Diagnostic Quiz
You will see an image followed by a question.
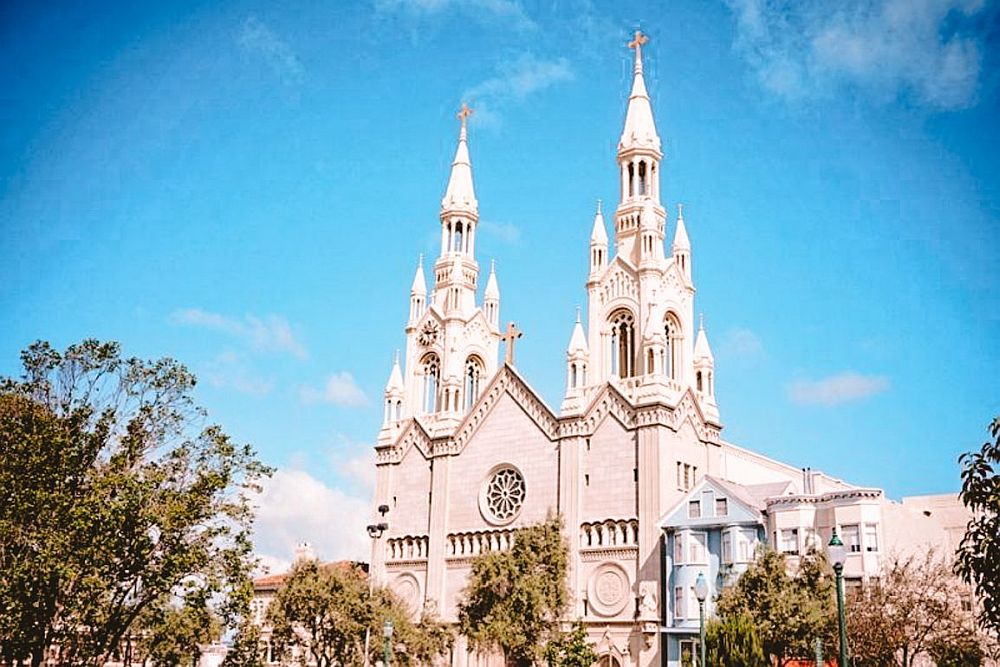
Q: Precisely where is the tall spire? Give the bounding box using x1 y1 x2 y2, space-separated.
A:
411 254 427 295
620 30 660 153
567 306 588 353
441 103 478 213
590 199 608 244
672 203 690 251
694 314 714 362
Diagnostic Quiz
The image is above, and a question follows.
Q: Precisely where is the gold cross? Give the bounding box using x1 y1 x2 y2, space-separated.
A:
501 321 523 365
628 29 649 51
457 103 474 128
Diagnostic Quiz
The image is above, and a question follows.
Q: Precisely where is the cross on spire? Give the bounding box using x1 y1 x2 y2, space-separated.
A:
501 321 523 365
457 103 473 128
628 29 649 71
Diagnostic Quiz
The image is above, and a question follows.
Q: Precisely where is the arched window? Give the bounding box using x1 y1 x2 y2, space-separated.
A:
570 362 578 388
627 162 635 197
696 370 703 392
453 221 464 252
422 354 440 413
664 314 681 380
638 160 647 196
609 309 636 378
464 356 484 410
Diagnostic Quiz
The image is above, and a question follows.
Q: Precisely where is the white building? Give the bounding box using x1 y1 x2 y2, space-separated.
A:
365 33 967 667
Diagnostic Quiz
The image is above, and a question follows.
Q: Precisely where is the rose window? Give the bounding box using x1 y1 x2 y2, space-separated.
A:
481 466 526 524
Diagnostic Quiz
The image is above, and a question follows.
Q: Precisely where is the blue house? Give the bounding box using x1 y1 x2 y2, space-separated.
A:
657 476 776 666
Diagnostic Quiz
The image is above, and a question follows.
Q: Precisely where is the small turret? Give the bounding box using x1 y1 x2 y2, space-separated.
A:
409 255 427 323
590 200 608 277
673 204 691 278
562 307 590 413
484 259 500 327
693 314 715 397
383 350 405 425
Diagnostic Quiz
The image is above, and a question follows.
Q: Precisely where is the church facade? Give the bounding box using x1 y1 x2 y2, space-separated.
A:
365 35 964 667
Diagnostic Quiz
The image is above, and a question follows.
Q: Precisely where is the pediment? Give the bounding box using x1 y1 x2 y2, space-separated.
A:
597 257 639 307
376 419 432 465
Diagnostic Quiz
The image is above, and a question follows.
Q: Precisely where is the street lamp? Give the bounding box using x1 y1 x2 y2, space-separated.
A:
364 521 389 667
383 619 394 667
827 529 849 667
694 572 708 667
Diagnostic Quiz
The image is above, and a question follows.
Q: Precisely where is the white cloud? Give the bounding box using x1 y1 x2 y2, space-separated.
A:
724 0 987 109
478 220 521 244
253 469 371 568
202 351 274 396
787 371 890 406
300 372 368 407
718 327 766 363
335 449 376 494
238 16 305 86
463 54 573 125
172 308 308 359
374 0 536 30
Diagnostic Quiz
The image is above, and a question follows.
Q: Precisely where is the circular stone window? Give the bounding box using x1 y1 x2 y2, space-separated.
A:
479 465 526 525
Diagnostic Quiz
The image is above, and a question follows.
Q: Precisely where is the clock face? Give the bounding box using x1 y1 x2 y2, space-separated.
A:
418 321 440 347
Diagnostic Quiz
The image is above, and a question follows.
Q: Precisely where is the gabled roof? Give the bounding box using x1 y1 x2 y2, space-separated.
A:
657 475 764 529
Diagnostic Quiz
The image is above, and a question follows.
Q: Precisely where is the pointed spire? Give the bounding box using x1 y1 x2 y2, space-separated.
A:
694 314 714 362
620 30 660 152
485 259 499 299
672 203 690 251
386 350 404 392
567 306 588 353
590 199 608 244
411 254 427 295
441 103 478 213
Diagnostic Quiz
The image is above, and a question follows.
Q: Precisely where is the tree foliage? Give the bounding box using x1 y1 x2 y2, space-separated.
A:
458 515 569 667
848 547 989 666
713 546 835 667
705 611 767 667
956 416 1000 636
137 592 222 666
543 621 597 667
0 340 271 667
266 559 453 667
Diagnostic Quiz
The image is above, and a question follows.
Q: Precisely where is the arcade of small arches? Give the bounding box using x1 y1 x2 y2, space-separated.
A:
604 309 697 388
622 157 658 201
441 216 476 256
411 353 486 416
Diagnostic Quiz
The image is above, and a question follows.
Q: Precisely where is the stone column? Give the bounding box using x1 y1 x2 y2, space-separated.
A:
425 454 452 615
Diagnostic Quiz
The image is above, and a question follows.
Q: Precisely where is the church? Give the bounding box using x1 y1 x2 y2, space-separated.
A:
365 33 965 667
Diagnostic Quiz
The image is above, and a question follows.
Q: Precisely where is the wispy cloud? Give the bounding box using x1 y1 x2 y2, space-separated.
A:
374 0 536 30
724 0 988 110
300 372 368 407
253 469 370 569
238 16 304 86
202 351 274 396
463 54 574 125
717 327 766 364
172 308 308 359
787 371 890 406
478 220 521 244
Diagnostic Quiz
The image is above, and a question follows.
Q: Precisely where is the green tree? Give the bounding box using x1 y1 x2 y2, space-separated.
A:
544 621 597 667
267 560 370 667
847 548 986 667
0 340 271 667
705 612 767 667
138 592 222 666
714 546 835 666
266 559 452 667
458 515 569 667
956 416 1000 636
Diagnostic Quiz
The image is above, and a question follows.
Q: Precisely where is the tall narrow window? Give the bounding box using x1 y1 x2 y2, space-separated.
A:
674 586 685 620
465 356 483 410
843 524 861 553
864 524 879 553
721 532 733 564
638 161 647 195
664 314 680 380
421 354 440 413
696 371 703 392
627 162 635 198
609 309 636 378
453 221 464 252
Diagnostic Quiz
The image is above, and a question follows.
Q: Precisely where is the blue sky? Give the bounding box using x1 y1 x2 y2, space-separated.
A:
2 0 998 566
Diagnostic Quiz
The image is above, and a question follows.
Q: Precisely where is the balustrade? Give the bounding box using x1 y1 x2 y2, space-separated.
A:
579 519 639 548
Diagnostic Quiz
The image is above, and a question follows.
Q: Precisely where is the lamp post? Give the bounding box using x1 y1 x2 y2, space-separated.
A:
694 572 708 667
827 529 849 667
364 518 389 667
383 618 394 667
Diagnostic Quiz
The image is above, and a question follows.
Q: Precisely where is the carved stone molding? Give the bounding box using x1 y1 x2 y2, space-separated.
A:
588 561 632 617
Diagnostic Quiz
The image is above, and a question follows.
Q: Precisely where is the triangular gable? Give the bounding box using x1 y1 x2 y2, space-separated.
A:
577 382 637 433
375 418 431 465
657 476 763 529
674 387 723 440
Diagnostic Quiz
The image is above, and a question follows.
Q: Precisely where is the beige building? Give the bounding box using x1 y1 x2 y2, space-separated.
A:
361 34 969 667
